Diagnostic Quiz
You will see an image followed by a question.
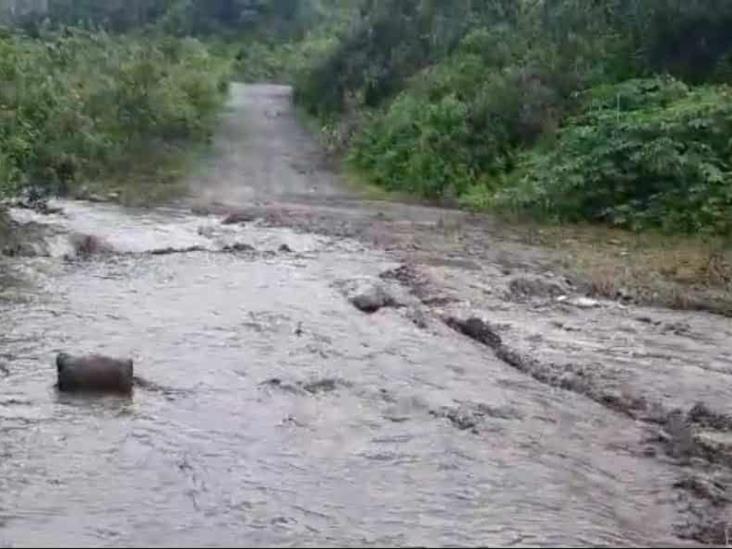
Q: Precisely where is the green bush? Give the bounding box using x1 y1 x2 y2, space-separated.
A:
228 31 339 84
198 0 355 85
295 0 520 119
0 29 230 197
296 0 732 235
497 78 732 234
349 93 475 198
347 25 585 201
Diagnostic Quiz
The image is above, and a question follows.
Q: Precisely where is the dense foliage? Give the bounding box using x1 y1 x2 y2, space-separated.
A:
295 0 520 118
0 28 230 196
499 79 732 233
225 0 354 83
0 0 354 199
4 0 732 233
3 0 344 38
298 0 732 234
347 21 617 199
159 0 315 38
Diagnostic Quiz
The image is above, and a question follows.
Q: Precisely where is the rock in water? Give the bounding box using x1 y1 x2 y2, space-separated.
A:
56 353 134 393
68 233 112 259
350 283 398 313
336 277 408 314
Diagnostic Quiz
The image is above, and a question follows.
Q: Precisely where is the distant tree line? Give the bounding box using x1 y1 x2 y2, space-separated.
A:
1 0 327 38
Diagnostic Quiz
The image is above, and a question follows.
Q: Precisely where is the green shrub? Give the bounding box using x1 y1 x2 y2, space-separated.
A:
229 31 339 84
347 25 578 201
295 0 521 118
0 29 230 197
497 79 732 234
349 93 475 198
296 0 732 235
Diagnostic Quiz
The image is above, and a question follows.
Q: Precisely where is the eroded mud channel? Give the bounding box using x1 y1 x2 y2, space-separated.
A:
1 84 730 547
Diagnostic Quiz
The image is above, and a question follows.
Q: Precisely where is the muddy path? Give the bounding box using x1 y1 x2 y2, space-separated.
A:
1 83 730 547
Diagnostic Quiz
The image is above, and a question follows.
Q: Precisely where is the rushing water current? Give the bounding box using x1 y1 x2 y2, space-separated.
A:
0 85 695 548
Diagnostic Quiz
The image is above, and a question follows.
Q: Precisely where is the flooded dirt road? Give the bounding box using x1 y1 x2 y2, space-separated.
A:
1 84 731 547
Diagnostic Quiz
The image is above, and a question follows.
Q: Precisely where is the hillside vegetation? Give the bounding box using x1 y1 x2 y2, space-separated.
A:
3 0 732 239
296 0 732 235
0 28 230 201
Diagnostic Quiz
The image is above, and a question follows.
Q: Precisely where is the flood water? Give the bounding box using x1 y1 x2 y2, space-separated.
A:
0 85 696 548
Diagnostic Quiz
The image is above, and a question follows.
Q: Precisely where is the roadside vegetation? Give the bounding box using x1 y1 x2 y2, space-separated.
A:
0 0 358 203
297 0 732 235
0 2 289 203
0 28 230 203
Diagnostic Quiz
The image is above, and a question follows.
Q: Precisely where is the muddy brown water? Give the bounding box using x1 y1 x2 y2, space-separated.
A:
0 84 727 547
